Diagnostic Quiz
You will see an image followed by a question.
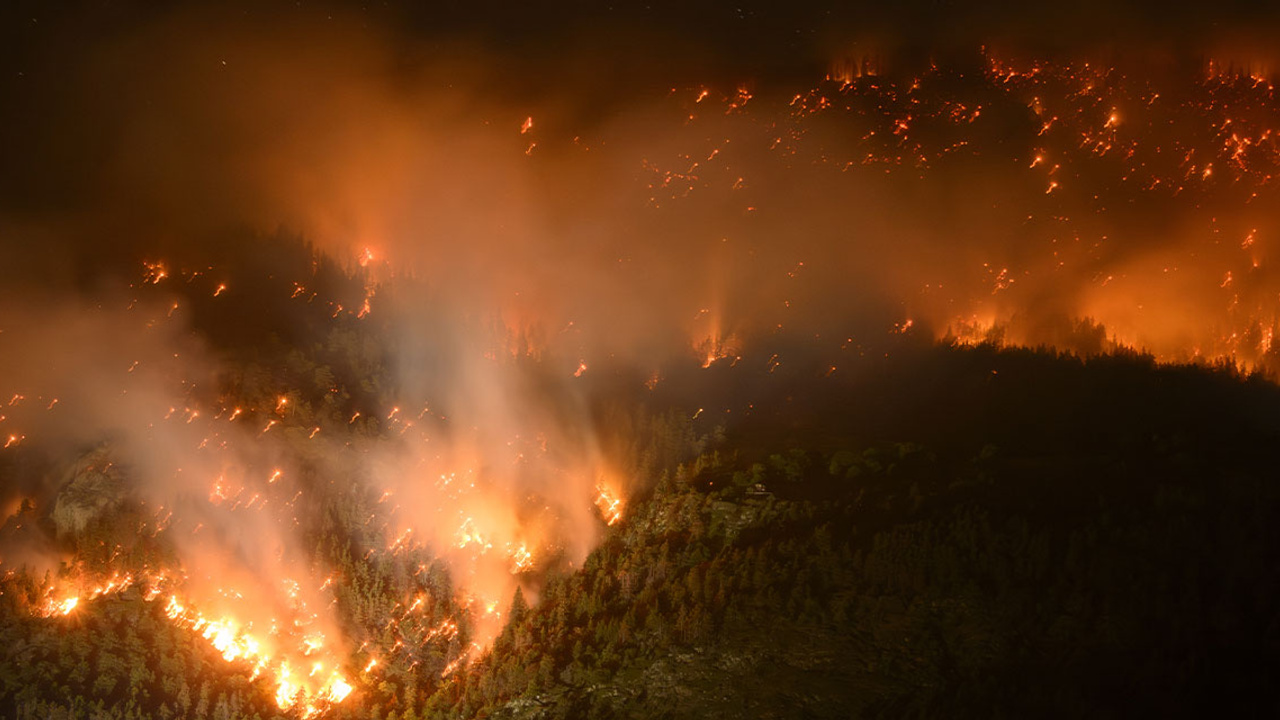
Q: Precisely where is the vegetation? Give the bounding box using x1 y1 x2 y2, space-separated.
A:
3 236 1280 717
444 356 1280 718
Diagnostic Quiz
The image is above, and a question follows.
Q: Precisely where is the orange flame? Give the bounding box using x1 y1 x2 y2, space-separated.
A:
594 483 624 526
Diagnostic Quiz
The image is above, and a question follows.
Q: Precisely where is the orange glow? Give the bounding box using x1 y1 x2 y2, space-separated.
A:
24 43 1280 720
594 482 624 526
508 542 534 573
455 518 492 552
50 596 78 615
162 591 353 716
142 261 168 284
36 572 136 617
35 566 353 717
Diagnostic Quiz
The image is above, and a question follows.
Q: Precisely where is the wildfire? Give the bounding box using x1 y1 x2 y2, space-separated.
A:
162 592 353 716
28 44 1280 720
32 568 354 717
37 572 137 617
142 261 169 284
440 643 480 678
594 483 624 526
455 518 492 552
47 595 79 616
508 542 534 573
696 334 741 368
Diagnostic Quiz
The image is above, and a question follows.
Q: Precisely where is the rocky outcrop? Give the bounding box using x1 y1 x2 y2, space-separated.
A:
51 446 127 537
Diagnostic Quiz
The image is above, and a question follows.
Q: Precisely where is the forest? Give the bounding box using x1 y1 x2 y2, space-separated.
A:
2 231 1279 719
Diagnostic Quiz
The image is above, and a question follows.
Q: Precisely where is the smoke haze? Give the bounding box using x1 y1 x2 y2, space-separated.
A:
7 1 1280 708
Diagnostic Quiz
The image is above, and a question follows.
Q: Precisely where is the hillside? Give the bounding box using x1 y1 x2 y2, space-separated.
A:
4 336 1280 718
6 5 1280 716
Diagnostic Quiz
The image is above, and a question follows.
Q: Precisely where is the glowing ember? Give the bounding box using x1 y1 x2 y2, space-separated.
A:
594 483 624 526
163 593 353 716
31 568 353 718
21 30 1280 720
508 542 534 573
142 261 169 284
37 573 137 617
50 596 78 615
455 518 492 552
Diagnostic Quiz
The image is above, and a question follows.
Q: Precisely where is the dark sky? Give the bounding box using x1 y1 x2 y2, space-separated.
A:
1 0 1278 272
1 0 1276 177
4 1 1279 77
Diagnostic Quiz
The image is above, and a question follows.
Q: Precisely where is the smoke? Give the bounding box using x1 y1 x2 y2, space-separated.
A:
0 6 639 653
0 291 356 710
8 2 1280 701
7 3 1279 359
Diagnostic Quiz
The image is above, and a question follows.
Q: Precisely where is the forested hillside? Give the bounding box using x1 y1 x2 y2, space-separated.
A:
5 271 1280 718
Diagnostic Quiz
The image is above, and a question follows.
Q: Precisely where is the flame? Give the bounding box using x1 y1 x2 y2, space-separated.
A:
163 592 353 716
50 596 79 615
455 518 492 552
29 47 1280 720
508 542 534 573
142 261 168 284
696 332 741 368
37 572 136 617
594 482 624 526
440 643 480 678
34 570 353 717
